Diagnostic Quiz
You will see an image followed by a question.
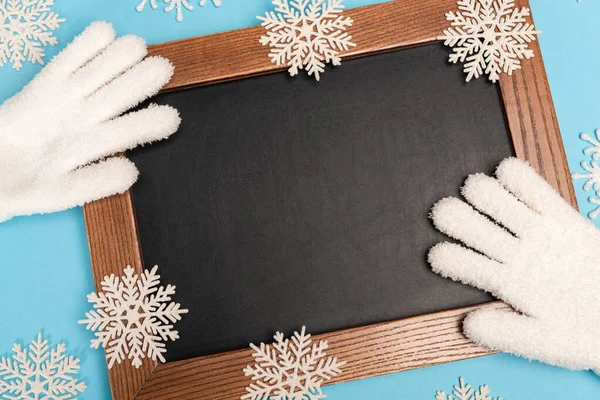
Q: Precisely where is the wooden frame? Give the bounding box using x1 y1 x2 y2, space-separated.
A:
83 1 576 398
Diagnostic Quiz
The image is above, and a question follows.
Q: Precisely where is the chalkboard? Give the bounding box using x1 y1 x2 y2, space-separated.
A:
129 43 514 362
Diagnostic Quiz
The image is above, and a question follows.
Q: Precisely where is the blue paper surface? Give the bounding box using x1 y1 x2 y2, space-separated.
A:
0 1 599 398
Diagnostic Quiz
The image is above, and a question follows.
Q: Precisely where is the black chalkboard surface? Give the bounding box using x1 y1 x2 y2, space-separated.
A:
129 43 514 362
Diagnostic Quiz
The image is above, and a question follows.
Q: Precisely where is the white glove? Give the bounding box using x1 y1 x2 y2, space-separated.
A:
429 157 600 373
0 21 180 223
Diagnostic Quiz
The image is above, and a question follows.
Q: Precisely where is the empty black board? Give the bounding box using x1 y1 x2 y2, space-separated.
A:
129 43 513 361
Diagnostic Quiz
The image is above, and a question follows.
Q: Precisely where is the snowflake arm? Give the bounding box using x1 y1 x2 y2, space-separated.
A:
45 344 87 398
79 265 188 369
572 161 600 193
164 0 194 22
435 377 501 400
243 327 345 400
452 377 474 400
474 385 497 400
136 0 159 12
137 0 222 21
588 197 600 220
0 333 86 399
580 130 600 160
571 130 600 220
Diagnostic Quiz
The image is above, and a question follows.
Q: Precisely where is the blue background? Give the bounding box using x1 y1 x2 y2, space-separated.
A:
1 0 599 398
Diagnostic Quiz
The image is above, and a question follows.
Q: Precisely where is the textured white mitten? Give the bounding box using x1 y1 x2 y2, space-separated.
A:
0 21 180 222
429 157 600 373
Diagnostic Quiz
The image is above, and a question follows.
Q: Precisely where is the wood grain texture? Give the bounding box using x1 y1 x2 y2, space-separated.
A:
81 0 575 398
82 190 158 399
148 0 450 91
147 0 575 204
135 303 510 400
498 0 577 207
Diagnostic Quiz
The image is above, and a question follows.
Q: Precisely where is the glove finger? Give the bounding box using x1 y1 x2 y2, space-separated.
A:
461 173 539 237
496 157 572 216
58 157 139 206
0 207 15 223
57 105 180 172
70 35 148 97
464 308 597 371
85 56 174 123
6 158 138 218
428 242 506 295
44 21 116 79
431 197 518 263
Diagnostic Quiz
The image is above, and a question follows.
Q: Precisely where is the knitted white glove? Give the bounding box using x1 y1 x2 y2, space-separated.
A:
0 21 180 222
429 157 600 373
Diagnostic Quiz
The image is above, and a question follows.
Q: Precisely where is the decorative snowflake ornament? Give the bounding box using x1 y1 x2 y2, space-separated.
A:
79 265 188 369
436 377 502 400
0 332 86 399
572 129 600 220
579 129 600 161
572 160 600 193
136 0 221 22
0 0 65 70
242 326 345 400
439 0 540 83
586 196 600 220
258 0 356 81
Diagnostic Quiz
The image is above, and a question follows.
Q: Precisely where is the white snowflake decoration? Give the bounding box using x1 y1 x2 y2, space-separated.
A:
242 326 345 400
439 0 540 83
78 265 188 369
436 377 502 400
0 0 65 70
136 0 221 22
0 332 86 399
258 0 355 81
572 129 600 220
580 129 600 161
573 160 600 193
587 196 600 220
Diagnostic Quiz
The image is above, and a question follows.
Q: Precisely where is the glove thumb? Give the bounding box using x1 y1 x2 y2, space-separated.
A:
464 307 598 372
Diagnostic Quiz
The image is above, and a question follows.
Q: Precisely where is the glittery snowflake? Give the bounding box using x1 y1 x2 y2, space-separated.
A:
586 196 600 219
573 160 600 193
242 326 345 400
436 377 502 400
0 332 86 399
78 265 188 369
439 0 540 83
579 129 600 161
258 0 355 81
0 0 65 70
572 129 600 219
136 0 221 22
